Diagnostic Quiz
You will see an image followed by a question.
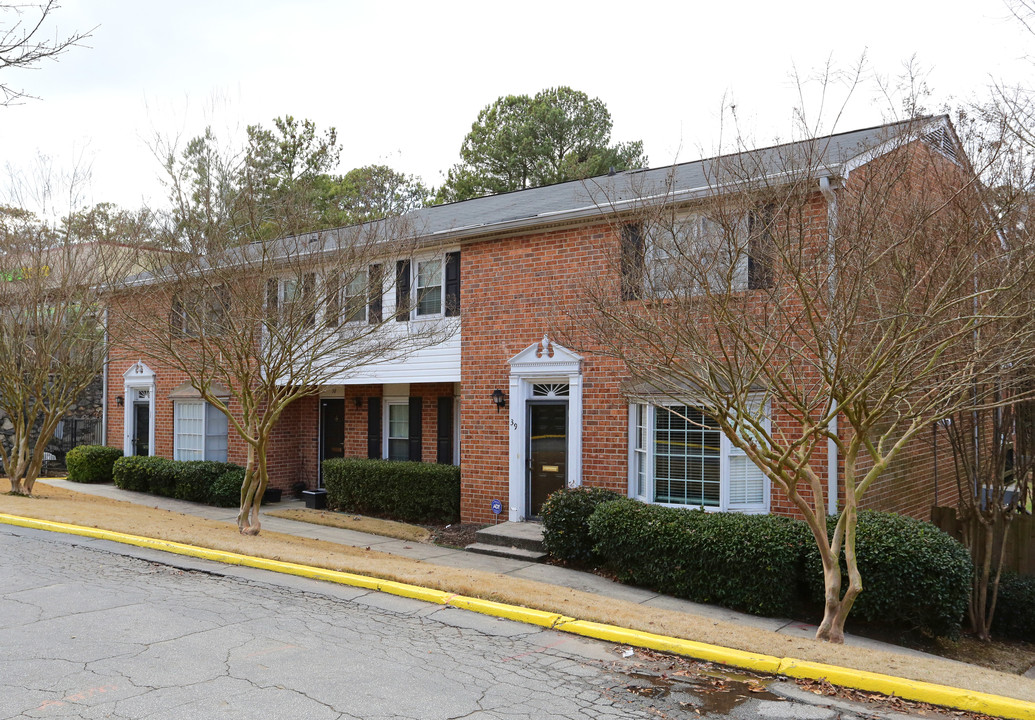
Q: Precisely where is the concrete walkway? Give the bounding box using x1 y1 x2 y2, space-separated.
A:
35 477 951 663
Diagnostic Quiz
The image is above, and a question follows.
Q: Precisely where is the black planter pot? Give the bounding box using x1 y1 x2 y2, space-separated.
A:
262 488 283 504
302 489 327 510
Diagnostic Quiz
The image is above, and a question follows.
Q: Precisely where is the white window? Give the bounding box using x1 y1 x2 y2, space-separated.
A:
174 401 229 462
328 270 367 327
387 402 409 461
645 212 749 295
629 402 768 512
416 259 442 316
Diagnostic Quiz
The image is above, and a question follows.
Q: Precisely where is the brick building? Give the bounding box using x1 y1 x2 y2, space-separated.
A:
105 117 967 524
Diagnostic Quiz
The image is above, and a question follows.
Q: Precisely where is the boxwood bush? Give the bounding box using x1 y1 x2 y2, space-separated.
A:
991 571 1035 641
210 468 245 508
65 445 122 483
323 458 460 524
588 498 810 617
174 461 241 503
802 510 972 639
541 486 621 566
112 456 176 493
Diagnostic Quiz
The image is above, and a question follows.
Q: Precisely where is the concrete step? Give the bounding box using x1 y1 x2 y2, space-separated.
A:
464 542 548 563
472 522 545 553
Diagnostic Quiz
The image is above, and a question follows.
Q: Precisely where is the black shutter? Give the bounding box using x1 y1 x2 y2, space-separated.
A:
620 223 644 300
748 205 775 290
408 396 423 462
301 272 317 326
266 278 279 326
367 397 381 459
437 397 454 464
395 260 410 322
444 251 461 317
170 294 184 335
368 263 383 324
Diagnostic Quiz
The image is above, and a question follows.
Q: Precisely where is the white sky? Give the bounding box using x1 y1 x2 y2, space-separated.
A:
1 0 1032 213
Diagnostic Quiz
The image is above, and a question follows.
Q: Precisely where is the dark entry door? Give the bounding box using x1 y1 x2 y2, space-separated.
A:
527 402 567 517
319 399 345 487
132 402 150 456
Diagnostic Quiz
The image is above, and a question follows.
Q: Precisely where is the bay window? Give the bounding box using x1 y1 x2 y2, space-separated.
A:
629 402 768 512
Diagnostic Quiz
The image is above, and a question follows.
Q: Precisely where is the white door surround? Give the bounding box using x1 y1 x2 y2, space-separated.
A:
507 335 583 522
122 361 156 457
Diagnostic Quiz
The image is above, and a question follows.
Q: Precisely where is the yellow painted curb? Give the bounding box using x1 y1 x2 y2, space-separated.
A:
556 619 784 674
777 658 1035 720
3 512 1035 720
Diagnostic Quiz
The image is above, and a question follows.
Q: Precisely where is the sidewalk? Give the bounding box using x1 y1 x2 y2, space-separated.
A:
34 477 945 663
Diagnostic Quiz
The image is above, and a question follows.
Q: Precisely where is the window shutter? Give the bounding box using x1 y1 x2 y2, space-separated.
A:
748 206 775 290
368 264 383 324
367 397 381 459
170 295 185 335
326 274 340 330
395 260 411 322
266 279 279 326
436 397 454 464
301 272 317 326
444 251 461 317
620 223 644 300
408 396 423 462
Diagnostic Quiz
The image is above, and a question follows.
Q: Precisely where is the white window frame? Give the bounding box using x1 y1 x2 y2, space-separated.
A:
173 400 229 462
328 269 368 326
384 399 410 461
414 256 443 318
645 211 749 296
627 400 770 513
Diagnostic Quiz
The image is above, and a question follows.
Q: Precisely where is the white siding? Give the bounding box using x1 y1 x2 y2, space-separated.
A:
324 317 461 384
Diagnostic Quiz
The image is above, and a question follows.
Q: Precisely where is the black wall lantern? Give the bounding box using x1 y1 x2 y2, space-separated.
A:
115 395 124 407
490 388 507 412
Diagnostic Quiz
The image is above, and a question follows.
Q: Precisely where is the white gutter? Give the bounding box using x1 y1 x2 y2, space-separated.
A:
101 307 108 447
819 176 839 517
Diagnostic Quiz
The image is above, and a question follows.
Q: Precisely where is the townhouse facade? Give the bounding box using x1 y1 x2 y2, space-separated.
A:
105 118 965 524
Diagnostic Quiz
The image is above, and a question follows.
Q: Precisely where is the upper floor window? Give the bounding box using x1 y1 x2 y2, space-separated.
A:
622 206 774 299
266 274 315 328
171 286 229 338
395 251 461 321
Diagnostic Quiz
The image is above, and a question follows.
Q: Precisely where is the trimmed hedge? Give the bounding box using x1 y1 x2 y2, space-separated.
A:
210 468 245 508
803 510 972 639
588 498 810 617
65 445 122 483
174 461 240 504
113 456 176 493
541 486 621 566
323 458 460 524
992 571 1035 642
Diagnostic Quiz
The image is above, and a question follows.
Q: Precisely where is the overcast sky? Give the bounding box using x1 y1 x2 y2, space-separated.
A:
1 0 1032 214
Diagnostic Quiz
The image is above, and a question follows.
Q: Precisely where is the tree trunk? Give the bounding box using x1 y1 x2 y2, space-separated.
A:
236 438 268 535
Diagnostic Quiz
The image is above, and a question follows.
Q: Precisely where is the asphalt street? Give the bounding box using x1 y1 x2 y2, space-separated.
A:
0 525 950 719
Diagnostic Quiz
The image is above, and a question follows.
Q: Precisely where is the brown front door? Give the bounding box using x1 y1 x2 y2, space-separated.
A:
527 402 567 517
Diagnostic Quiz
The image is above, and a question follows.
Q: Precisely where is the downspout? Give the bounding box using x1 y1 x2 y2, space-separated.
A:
819 177 838 516
101 307 109 447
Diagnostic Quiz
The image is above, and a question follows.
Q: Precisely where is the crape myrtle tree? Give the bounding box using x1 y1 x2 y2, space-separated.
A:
0 0 90 106
112 129 452 536
437 86 646 203
0 206 124 494
577 114 1035 643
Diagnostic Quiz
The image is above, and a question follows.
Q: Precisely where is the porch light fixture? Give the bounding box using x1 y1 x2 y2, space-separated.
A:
116 395 124 407
490 389 506 412
354 396 363 409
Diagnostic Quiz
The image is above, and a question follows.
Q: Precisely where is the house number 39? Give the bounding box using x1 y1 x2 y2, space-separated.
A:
510 419 518 430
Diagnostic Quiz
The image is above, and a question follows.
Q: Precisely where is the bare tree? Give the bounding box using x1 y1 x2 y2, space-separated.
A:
109 134 455 535
1 1 91 106
0 205 124 494
577 114 1035 643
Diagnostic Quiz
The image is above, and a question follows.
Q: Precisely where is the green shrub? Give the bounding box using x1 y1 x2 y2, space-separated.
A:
112 456 176 493
65 445 122 483
541 486 621 566
589 498 810 617
323 458 460 524
802 511 972 639
174 461 240 504
209 468 245 508
992 571 1035 641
